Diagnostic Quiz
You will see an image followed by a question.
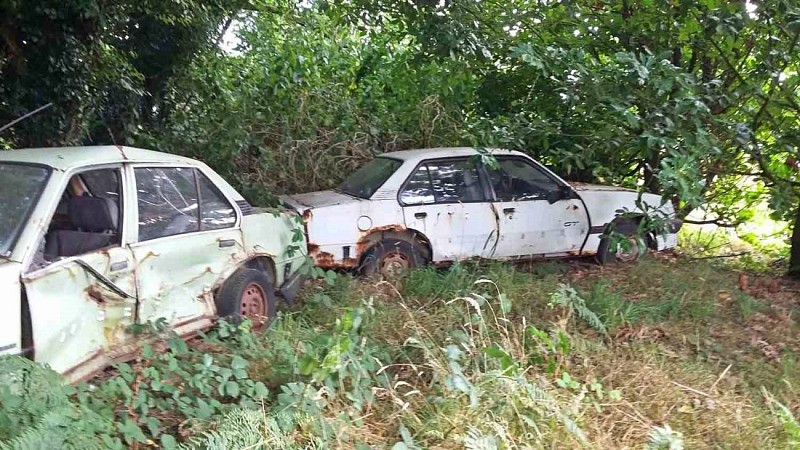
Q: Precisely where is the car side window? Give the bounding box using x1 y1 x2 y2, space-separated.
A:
400 159 485 205
487 158 561 201
81 170 120 201
399 165 435 205
35 168 123 269
197 172 236 230
136 168 200 241
428 159 485 203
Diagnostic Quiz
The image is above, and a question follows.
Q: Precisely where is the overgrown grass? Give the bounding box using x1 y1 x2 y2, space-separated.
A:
0 256 798 449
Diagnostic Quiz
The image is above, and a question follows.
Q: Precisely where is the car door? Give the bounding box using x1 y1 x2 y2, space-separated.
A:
400 158 499 261
484 156 589 257
22 166 138 377
129 166 245 329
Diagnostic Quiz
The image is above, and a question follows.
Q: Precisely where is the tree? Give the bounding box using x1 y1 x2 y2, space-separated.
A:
0 0 240 148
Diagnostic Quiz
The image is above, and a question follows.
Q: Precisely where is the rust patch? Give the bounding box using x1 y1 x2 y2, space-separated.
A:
314 251 336 268
103 321 127 349
363 224 407 234
183 266 214 285
308 224 410 270
62 348 104 379
355 224 408 258
116 145 128 160
85 284 106 304
341 257 358 267
308 242 339 268
490 204 500 232
139 251 160 264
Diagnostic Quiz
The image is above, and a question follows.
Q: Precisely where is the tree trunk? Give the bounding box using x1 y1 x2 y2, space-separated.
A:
642 153 662 194
789 206 800 279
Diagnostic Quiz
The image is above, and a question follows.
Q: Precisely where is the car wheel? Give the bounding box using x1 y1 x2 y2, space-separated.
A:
216 268 276 327
360 238 428 280
596 233 646 264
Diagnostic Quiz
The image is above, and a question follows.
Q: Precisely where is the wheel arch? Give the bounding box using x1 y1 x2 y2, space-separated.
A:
213 255 277 298
604 215 657 250
242 256 277 284
357 227 433 266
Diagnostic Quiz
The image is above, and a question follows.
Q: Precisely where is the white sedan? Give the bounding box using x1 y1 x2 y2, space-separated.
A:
282 147 681 277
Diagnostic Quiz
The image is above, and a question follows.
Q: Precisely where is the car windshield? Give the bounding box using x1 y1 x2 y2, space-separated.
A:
338 157 402 199
0 163 50 257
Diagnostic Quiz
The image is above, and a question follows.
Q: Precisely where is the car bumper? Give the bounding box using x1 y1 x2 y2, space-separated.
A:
653 219 682 250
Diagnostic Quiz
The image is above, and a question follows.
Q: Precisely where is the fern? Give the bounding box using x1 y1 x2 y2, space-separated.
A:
497 375 588 445
549 284 608 336
464 427 499 450
645 424 684 450
180 408 305 450
0 407 112 450
0 357 114 450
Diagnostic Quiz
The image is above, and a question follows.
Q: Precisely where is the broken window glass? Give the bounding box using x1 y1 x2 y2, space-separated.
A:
197 171 236 230
135 167 199 241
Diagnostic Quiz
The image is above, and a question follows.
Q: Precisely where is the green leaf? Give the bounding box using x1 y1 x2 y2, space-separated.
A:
253 381 270 398
299 354 319 376
231 355 248 371
161 434 178 450
225 381 241 398
120 419 147 444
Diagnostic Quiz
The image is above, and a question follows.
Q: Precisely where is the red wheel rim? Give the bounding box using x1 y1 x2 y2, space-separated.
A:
380 252 411 280
240 282 267 320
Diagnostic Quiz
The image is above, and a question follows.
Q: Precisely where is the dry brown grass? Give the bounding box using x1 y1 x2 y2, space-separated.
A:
275 255 799 448
572 345 782 449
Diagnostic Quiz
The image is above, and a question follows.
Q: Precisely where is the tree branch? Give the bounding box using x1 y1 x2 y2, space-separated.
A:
683 218 738 228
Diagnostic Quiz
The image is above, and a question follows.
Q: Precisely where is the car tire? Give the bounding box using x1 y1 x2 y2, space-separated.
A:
216 268 276 327
596 230 647 265
360 238 428 280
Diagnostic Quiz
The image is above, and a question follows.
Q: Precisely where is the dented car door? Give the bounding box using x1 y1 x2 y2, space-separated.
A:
130 166 245 329
22 249 137 377
22 165 137 380
484 157 590 257
400 158 499 260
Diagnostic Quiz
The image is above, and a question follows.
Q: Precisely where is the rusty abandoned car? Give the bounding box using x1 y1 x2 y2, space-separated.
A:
282 147 682 278
0 146 307 382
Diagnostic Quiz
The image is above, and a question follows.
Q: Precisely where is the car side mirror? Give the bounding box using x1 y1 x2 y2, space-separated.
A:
546 185 573 204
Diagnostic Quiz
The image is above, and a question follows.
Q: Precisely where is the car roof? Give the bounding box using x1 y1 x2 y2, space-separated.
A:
0 145 196 171
380 147 527 165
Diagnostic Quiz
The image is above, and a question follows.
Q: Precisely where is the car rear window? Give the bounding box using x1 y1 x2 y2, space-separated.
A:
338 157 402 199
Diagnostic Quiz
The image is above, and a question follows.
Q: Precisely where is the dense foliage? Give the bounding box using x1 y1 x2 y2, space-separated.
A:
0 0 798 273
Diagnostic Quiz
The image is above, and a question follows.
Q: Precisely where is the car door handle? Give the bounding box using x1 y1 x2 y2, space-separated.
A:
414 212 427 219
503 208 515 214
110 261 128 272
219 239 237 248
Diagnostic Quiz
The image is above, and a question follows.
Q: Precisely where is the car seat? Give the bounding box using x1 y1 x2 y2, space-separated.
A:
45 195 119 258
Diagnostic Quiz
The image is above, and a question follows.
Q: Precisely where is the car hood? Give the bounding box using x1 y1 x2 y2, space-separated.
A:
280 190 361 210
568 182 636 193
